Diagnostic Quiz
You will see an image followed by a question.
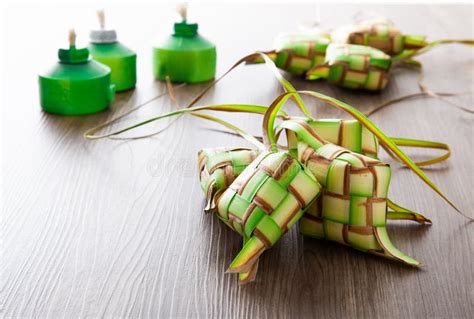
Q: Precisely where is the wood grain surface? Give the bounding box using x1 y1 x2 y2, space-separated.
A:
2 3 473 318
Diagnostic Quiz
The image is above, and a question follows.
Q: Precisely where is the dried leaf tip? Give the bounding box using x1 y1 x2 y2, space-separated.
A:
68 28 76 47
177 3 188 22
97 9 105 29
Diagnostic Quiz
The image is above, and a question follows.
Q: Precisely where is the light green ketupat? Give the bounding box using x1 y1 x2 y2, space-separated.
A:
290 121 417 265
306 44 392 90
331 18 427 56
247 33 331 75
211 151 321 283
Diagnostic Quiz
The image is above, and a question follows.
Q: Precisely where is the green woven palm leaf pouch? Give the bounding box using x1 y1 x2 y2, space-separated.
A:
274 115 421 265
290 125 419 266
210 151 321 282
248 33 331 75
306 44 392 91
333 18 427 55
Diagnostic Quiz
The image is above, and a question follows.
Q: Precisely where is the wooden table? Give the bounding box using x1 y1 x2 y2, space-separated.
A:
2 4 473 318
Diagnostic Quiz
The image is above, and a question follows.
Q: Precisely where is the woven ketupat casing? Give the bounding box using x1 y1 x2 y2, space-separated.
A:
340 18 427 55
285 118 379 159
198 147 259 212
272 34 331 75
216 151 322 274
297 141 419 265
306 44 392 91
248 34 330 75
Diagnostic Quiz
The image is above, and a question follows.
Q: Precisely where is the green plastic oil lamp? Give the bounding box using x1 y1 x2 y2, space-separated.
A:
39 29 115 115
153 4 217 83
89 10 137 92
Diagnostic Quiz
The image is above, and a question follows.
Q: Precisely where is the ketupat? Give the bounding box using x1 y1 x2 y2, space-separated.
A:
247 33 329 76
332 17 474 56
305 44 392 90
198 147 262 282
288 121 418 265
214 151 321 283
331 18 427 55
260 33 331 76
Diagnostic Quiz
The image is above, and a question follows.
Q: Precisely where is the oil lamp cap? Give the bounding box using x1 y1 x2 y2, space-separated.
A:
89 29 118 43
174 22 198 36
58 46 90 64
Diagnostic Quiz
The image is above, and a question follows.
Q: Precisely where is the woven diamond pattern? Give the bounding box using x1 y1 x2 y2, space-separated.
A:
307 44 392 91
344 18 426 55
297 141 392 253
216 151 321 243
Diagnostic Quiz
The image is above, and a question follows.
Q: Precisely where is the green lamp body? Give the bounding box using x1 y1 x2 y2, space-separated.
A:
88 29 137 92
39 46 115 115
153 22 216 83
